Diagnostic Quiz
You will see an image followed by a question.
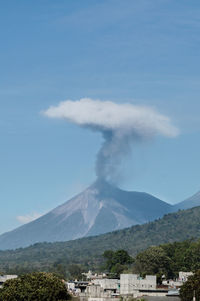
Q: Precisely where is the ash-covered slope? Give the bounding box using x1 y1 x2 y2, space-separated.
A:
0 179 172 250
173 190 200 210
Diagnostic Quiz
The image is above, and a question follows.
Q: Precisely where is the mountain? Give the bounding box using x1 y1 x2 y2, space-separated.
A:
0 206 200 274
0 179 172 250
173 190 200 210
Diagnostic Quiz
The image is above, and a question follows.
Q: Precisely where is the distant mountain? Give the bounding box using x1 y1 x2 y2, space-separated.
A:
173 191 200 210
0 206 200 274
0 179 172 250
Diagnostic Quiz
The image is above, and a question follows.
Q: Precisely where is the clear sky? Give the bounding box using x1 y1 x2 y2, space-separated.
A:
0 0 200 234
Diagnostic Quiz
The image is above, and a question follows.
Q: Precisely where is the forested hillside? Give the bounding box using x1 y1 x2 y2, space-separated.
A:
0 206 200 275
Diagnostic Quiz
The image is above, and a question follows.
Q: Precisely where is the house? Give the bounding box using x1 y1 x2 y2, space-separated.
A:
67 280 89 295
82 270 108 280
92 278 120 293
120 274 157 295
80 283 119 301
162 271 193 288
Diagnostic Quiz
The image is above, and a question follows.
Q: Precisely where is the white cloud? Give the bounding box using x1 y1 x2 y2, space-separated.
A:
17 212 42 224
43 98 179 138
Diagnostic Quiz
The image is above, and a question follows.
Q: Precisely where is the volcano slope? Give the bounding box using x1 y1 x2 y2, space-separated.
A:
0 179 172 250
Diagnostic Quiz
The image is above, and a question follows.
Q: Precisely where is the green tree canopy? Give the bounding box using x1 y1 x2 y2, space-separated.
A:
103 249 133 277
0 272 71 301
134 246 173 282
68 264 84 280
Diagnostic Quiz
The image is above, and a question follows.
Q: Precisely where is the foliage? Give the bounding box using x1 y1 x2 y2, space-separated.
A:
67 264 84 280
180 270 200 301
134 246 173 283
103 249 133 277
0 272 71 301
132 240 200 283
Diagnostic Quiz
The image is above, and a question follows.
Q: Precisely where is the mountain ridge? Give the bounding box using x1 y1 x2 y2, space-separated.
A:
174 190 200 210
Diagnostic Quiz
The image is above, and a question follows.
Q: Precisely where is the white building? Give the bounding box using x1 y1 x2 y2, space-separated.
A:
0 275 18 288
179 271 193 282
67 281 89 295
92 278 120 292
120 274 157 295
82 271 108 280
162 271 193 288
80 284 119 301
79 278 120 301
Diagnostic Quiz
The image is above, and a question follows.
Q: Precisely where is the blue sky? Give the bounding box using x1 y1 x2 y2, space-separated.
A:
0 0 200 234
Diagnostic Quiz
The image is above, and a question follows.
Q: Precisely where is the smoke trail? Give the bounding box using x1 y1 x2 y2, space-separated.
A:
43 98 179 181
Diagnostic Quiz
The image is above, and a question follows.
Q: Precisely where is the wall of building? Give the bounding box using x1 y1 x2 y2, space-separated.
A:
92 279 120 291
120 274 157 295
144 297 180 301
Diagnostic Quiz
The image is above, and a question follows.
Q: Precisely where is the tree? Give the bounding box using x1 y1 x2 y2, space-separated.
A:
180 270 200 301
112 250 133 266
53 263 67 279
134 246 173 283
111 263 125 276
185 241 200 271
103 249 133 277
67 264 84 280
0 272 71 301
103 250 115 271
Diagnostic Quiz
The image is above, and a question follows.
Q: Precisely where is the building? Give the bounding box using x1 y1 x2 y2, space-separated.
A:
120 274 157 295
80 284 119 301
92 278 120 293
79 278 120 301
178 271 193 282
0 275 18 288
67 281 89 295
120 274 173 298
162 271 193 288
82 271 108 280
76 273 185 300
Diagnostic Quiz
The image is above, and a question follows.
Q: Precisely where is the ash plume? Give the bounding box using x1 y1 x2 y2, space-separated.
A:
43 98 179 182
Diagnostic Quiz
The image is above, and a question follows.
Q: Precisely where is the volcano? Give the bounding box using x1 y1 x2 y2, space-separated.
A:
173 190 200 210
0 180 173 250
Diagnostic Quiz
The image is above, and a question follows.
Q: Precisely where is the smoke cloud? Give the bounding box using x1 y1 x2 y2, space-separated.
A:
43 98 179 182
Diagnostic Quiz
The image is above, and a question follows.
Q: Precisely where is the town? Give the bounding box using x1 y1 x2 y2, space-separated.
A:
0 270 193 301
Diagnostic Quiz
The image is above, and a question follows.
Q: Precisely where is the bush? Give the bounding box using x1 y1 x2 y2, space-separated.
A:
0 272 71 301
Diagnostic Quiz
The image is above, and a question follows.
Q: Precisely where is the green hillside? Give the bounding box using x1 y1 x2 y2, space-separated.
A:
0 206 200 274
